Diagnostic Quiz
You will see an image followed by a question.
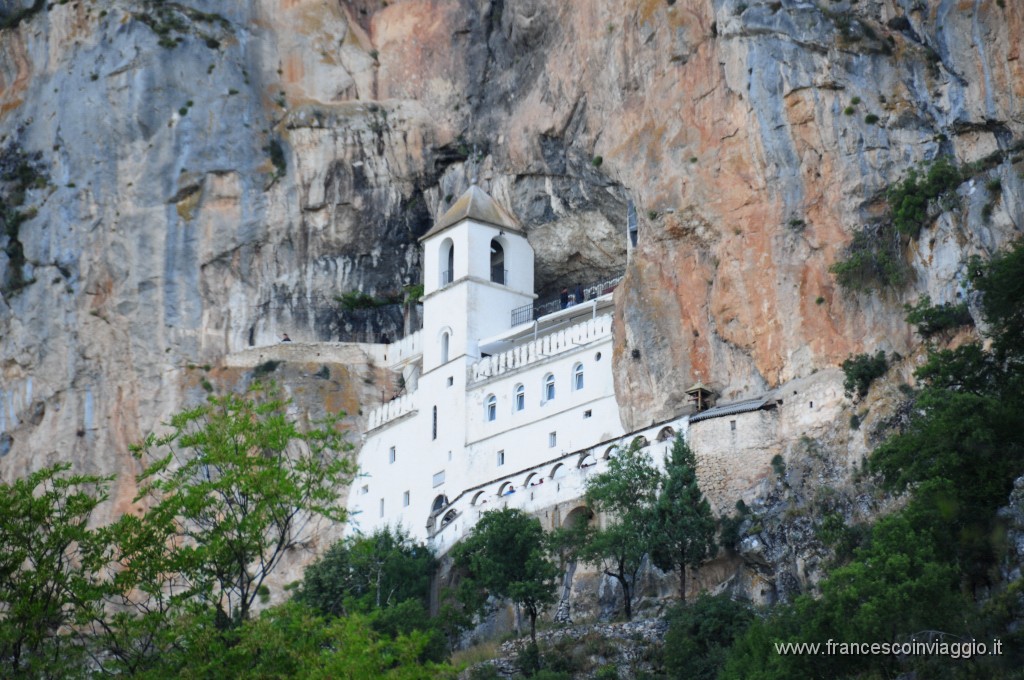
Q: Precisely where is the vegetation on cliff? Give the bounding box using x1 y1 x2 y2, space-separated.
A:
721 240 1024 679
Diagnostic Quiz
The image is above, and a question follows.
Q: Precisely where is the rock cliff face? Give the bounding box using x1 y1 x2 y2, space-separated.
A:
0 0 1022 582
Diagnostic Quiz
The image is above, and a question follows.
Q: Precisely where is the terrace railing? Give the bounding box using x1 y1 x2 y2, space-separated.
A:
510 275 623 328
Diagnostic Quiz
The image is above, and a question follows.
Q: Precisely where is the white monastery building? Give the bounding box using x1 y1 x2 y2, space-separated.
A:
347 185 707 551
337 183 831 557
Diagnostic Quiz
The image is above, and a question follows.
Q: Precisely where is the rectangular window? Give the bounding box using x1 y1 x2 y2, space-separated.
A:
403 491 410 507
379 498 385 517
583 409 592 419
389 446 396 463
497 450 505 466
447 376 454 387
730 420 736 431
432 470 445 488
361 484 369 495
432 406 437 440
549 432 557 448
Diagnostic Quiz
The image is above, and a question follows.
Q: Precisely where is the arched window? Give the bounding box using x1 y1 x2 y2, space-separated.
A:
543 373 555 402
573 363 584 391
514 384 525 411
440 331 450 364
431 494 448 513
485 394 497 422
439 238 454 287
490 239 505 284
656 426 676 442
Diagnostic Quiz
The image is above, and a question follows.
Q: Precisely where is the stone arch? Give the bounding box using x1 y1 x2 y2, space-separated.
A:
631 435 649 450
562 505 594 529
498 481 516 496
441 509 457 526
578 452 597 468
471 490 486 506
523 472 539 487
656 426 676 442
550 463 568 480
603 445 617 460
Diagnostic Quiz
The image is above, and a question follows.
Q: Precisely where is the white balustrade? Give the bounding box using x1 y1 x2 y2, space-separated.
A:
366 392 419 431
469 315 613 383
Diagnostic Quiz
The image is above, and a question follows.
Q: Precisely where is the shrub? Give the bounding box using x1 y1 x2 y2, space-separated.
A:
771 454 786 477
841 350 888 398
815 295 826 305
253 359 281 377
865 113 879 124
903 295 973 337
888 157 961 237
517 642 542 676
592 155 603 167
718 514 744 553
844 106 855 115
663 594 755 680
264 138 286 177
850 96 861 105
829 225 908 291
986 178 1002 194
849 413 861 430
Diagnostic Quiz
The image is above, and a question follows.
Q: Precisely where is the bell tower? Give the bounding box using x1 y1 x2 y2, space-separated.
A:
419 184 535 374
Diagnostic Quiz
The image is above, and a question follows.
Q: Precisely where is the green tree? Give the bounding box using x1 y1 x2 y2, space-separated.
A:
840 350 888 398
297 527 436 617
663 593 754 680
143 601 457 679
0 464 111 678
295 528 448 663
452 508 559 643
651 435 716 601
130 382 356 628
579 441 661 620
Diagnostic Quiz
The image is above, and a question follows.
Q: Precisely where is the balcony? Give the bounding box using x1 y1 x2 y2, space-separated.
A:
509 275 623 328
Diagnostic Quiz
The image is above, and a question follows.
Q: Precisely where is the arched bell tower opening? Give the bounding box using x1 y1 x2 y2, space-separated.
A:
439 238 455 287
490 239 505 284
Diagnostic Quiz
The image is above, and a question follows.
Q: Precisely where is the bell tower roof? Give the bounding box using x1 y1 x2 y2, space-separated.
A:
420 185 522 242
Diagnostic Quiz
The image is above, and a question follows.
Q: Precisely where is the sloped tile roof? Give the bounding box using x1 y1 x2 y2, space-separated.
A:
419 185 522 241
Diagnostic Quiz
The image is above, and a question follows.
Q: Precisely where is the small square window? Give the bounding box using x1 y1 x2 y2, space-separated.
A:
548 432 557 448
361 484 369 495
730 420 736 431
403 491 410 507
447 376 454 387
583 409 592 419
388 446 396 463
497 450 505 466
